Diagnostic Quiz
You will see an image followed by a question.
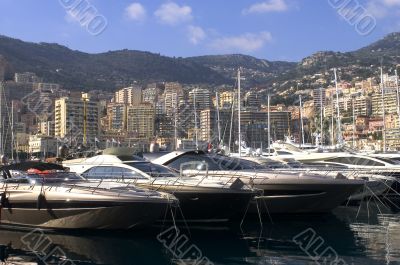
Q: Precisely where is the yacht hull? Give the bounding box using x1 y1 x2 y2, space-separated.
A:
0 201 170 229
138 185 256 222
250 179 363 214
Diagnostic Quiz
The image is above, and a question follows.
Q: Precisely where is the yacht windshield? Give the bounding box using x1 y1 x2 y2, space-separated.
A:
166 153 266 171
1 171 84 184
373 157 400 165
126 162 179 178
326 157 385 166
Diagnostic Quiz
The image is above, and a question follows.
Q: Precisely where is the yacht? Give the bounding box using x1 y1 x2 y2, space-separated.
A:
271 142 400 180
241 155 395 201
0 162 177 230
272 141 400 169
64 152 260 222
151 150 365 214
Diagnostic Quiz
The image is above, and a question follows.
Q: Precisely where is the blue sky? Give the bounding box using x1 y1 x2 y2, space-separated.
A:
0 0 399 61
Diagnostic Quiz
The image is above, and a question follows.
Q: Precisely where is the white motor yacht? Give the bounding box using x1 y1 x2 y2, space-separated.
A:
0 162 177 230
64 152 259 222
151 150 365 214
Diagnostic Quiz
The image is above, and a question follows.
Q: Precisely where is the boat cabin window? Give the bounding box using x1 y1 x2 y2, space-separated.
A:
83 166 147 179
276 151 293 155
286 161 304 168
389 157 400 163
326 157 385 167
256 159 288 169
167 155 222 171
304 162 348 169
211 155 265 170
374 157 399 165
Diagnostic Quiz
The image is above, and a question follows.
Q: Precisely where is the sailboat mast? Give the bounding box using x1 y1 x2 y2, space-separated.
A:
0 82 3 156
237 68 241 157
193 88 198 150
299 95 305 146
334 68 342 145
320 87 323 146
331 100 334 145
352 97 355 148
267 94 271 156
228 98 234 154
215 91 221 146
174 110 177 151
11 100 14 161
381 66 386 152
395 69 400 134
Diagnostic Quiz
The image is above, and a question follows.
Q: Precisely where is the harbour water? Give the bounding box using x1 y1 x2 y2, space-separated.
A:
0 201 399 265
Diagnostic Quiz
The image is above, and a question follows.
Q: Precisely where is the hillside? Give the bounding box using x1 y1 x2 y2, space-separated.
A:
0 35 229 90
185 54 296 87
1 33 400 94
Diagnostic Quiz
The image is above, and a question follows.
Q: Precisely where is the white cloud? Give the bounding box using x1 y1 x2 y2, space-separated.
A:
242 0 288 15
187 25 206 44
365 1 388 18
383 0 400 6
125 3 147 22
210 31 272 53
154 2 192 25
65 12 79 24
365 0 400 18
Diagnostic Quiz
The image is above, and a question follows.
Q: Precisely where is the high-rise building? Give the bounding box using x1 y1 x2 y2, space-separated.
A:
371 92 399 116
126 103 155 140
164 82 182 92
189 88 211 111
200 108 291 149
353 96 372 116
240 111 291 143
14 72 41 83
39 121 55 136
313 88 326 113
244 91 261 109
55 94 100 144
142 83 163 104
154 83 182 146
200 109 231 144
219 91 235 109
163 82 183 116
114 86 142 105
0 82 11 155
107 103 127 131
187 88 211 141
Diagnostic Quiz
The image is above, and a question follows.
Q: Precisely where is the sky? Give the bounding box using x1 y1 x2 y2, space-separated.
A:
0 0 399 61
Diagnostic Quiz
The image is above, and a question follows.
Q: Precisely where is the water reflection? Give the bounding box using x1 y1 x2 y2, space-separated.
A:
0 203 399 265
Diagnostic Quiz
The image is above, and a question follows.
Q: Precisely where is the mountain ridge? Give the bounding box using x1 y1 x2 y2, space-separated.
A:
1 33 400 92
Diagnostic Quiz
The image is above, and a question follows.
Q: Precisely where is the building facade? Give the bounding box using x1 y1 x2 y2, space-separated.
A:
126 103 155 140
107 103 127 131
55 94 100 144
114 86 142 105
28 135 58 157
